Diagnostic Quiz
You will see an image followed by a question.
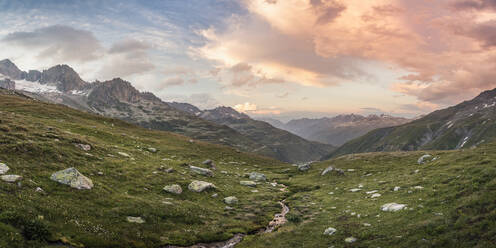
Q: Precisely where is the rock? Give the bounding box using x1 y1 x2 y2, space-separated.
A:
249 172 266 182
75 143 91 151
188 180 216 192
163 184 182 194
381 203 407 212
394 186 400 191
335 168 345 175
189 166 214 177
321 166 334 176
212 193 218 198
371 193 381 198
35 187 45 193
224 196 239 205
147 147 157 153
240 181 257 187
1 175 22 183
297 163 311 171
323 227 337 235
414 186 424 190
127 216 145 224
0 163 9 175
202 159 216 169
418 154 432 164
366 190 378 194
363 223 371 227
345 237 357 243
349 188 361 192
50 167 93 190
118 152 130 157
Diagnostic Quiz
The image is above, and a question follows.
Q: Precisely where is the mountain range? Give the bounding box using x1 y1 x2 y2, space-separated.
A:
260 114 410 146
0 59 334 163
324 87 496 159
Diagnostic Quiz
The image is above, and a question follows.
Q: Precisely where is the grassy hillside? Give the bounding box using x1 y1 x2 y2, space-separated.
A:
1 89 495 248
0 90 290 247
242 146 496 247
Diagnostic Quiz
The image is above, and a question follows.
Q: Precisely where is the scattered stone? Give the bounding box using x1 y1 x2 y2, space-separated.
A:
358 184 364 188
363 223 371 227
297 163 311 171
127 216 145 224
345 237 357 243
97 171 104 175
249 172 267 182
394 186 401 191
418 154 432 164
335 168 345 175
0 163 9 175
75 143 91 151
321 166 334 176
240 181 257 187
189 166 214 177
366 190 378 194
188 180 216 192
221 170 228 174
163 184 182 195
323 227 337 235
147 147 158 153
349 188 361 192
118 152 130 158
414 169 420 173
35 187 45 193
225 206 234 210
224 196 239 205
347 169 355 172
371 193 381 198
50 168 93 190
414 186 424 190
202 159 216 170
251 190 259 193
212 193 218 198
381 203 407 212
1 175 22 183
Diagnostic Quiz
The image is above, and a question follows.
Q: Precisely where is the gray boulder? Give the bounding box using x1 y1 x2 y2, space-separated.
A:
240 181 257 187
147 147 157 153
321 166 334 176
75 143 91 151
188 180 216 192
189 166 214 177
417 154 432 164
224 196 239 205
127 216 145 224
163 184 182 194
202 159 216 170
0 163 9 175
249 172 266 182
381 203 407 212
1 175 22 183
298 163 311 171
50 167 93 190
323 227 337 235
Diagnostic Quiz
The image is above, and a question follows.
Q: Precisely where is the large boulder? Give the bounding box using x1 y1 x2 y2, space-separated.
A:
224 196 239 205
381 203 407 212
240 181 257 187
189 166 214 177
0 163 9 175
50 167 93 190
417 154 432 164
188 180 216 192
1 175 22 183
321 166 334 176
297 163 311 171
249 172 266 182
163 184 182 195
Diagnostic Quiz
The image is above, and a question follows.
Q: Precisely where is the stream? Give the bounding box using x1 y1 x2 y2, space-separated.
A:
165 201 289 248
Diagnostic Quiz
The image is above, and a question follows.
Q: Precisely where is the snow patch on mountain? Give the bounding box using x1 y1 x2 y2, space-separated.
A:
15 79 60 94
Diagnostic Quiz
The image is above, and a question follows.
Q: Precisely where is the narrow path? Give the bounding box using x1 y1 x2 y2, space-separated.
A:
165 201 289 248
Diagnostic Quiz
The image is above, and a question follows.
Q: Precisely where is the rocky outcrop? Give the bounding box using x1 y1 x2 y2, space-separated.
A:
0 59 25 80
40 65 87 92
0 79 15 90
188 181 216 192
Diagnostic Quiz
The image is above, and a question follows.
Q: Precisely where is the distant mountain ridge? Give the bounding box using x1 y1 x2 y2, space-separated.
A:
323 88 496 159
261 114 410 146
0 59 334 163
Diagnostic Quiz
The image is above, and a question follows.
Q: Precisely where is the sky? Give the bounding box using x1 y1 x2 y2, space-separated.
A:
1 0 496 121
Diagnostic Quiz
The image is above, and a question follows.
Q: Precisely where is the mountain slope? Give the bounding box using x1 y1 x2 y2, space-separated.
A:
0 59 330 163
1 89 495 247
324 88 496 159
195 107 335 163
267 114 410 146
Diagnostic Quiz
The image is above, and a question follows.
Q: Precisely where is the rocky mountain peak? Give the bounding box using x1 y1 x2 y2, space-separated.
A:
0 59 25 80
168 102 202 115
40 64 87 92
200 106 250 120
88 78 143 104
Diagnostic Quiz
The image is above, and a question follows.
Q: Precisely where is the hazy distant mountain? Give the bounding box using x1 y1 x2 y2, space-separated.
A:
182 106 335 163
323 88 496 159
259 114 410 146
0 59 333 163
